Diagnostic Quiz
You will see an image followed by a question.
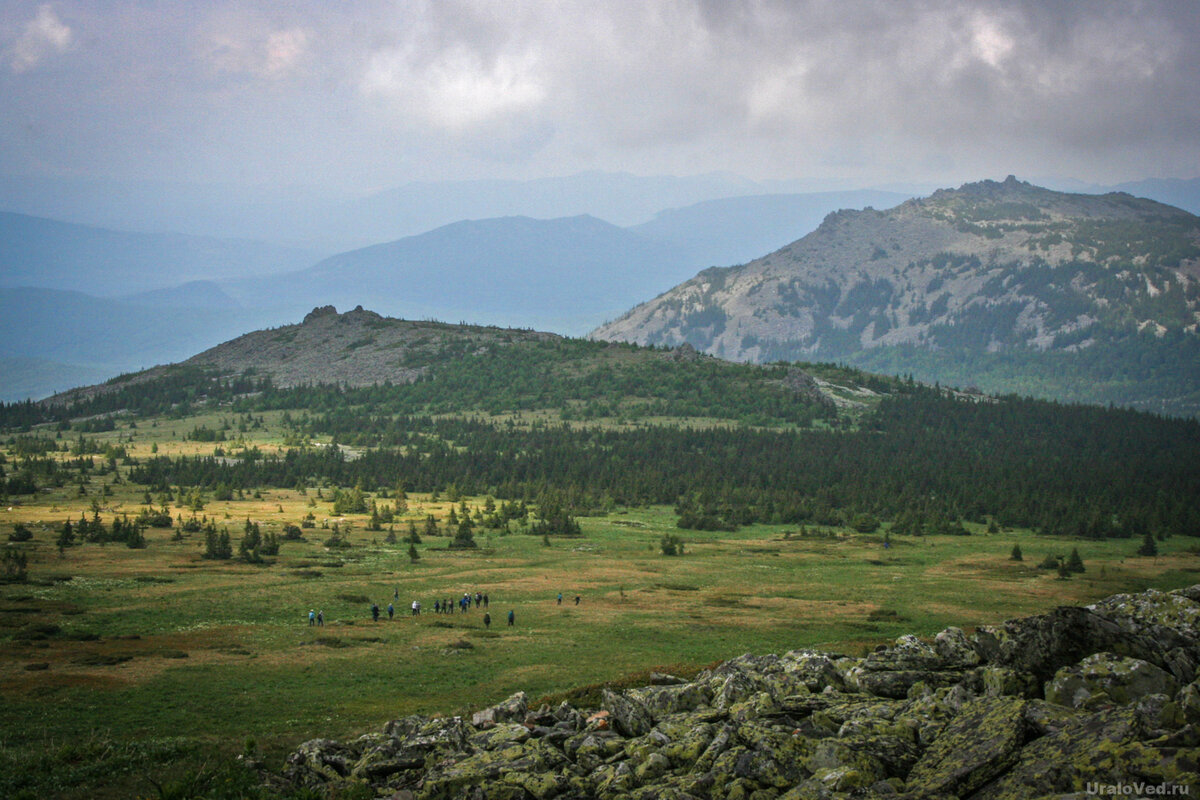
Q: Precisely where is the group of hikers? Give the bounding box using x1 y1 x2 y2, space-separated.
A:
359 589 516 627
312 590 579 628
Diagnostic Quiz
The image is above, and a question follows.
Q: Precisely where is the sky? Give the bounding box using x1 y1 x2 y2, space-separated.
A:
2 0 1199 198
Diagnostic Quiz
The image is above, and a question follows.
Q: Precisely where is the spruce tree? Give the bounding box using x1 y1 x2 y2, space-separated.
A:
1065 548 1085 573
1010 544 1023 561
1137 531 1158 557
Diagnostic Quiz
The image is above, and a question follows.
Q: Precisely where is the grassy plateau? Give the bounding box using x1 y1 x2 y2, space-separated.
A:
1 408 1197 799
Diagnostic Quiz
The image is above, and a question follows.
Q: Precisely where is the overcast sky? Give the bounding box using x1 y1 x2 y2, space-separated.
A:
2 0 1198 196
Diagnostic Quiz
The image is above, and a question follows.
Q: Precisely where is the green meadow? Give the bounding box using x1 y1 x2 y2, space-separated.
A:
2 412 1197 799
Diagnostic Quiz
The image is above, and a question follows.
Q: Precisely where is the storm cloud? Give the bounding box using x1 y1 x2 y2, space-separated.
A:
1 0 1197 193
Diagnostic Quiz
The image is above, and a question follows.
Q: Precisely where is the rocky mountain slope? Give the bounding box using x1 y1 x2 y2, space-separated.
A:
592 177 1200 414
271 585 1200 798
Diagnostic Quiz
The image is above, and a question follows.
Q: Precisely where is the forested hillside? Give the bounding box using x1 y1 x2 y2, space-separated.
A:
6 309 1197 545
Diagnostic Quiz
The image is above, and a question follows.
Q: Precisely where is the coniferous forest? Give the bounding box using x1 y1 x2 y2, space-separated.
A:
7 333 1194 545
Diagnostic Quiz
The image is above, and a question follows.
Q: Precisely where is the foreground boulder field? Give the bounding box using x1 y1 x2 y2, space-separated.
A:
270 587 1200 798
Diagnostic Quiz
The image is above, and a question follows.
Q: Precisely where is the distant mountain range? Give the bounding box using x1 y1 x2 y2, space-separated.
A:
4 173 1200 412
0 211 315 296
222 214 697 334
593 177 1200 415
5 169 1198 253
0 189 916 400
0 287 266 403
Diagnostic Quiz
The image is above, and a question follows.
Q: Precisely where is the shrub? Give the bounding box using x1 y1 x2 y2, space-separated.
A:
1038 554 1060 570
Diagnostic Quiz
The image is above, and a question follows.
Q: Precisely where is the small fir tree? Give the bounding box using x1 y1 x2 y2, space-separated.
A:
1065 548 1085 573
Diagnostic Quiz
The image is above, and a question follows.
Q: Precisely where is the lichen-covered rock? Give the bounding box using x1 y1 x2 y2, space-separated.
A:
419 740 571 800
1090 588 1200 646
658 720 717 769
801 738 888 788
835 715 921 777
933 626 983 667
470 690 528 727
780 650 846 692
284 738 357 784
272 585 1200 800
712 670 777 709
977 664 1040 698
973 605 1181 685
628 681 712 719
468 722 531 751
1181 678 1200 724
905 695 1028 797
1045 652 1180 709
1021 699 1079 736
602 688 653 737
970 704 1200 800
842 636 969 698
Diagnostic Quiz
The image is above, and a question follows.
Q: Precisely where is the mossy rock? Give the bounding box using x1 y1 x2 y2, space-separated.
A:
468 722 531 750
969 704 1198 800
1045 652 1179 709
905 695 1028 797
602 687 653 737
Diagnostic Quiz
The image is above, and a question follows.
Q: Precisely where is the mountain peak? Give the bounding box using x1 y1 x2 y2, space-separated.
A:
592 178 1200 415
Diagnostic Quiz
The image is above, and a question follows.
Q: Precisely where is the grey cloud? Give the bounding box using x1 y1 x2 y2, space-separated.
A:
0 0 1197 192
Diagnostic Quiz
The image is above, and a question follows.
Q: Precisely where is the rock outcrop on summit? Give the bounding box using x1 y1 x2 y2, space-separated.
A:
267 585 1200 799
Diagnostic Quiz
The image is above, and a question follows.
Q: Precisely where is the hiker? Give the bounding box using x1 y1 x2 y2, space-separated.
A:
308 609 315 626
433 599 441 614
371 603 380 622
394 586 399 600
317 610 324 626
475 592 482 607
507 609 515 627
574 595 580 605
411 600 419 616
483 612 491 629
483 593 489 608
557 593 562 605
387 602 394 620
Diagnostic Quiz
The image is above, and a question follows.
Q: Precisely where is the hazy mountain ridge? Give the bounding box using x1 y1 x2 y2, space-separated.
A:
0 211 316 296
235 214 694 335
0 287 260 403
1 190 912 399
592 177 1200 412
